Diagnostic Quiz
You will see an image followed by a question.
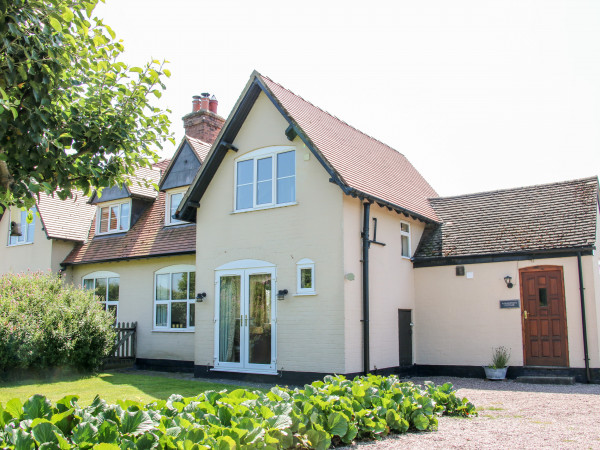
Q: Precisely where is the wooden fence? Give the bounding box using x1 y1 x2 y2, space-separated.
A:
103 321 137 369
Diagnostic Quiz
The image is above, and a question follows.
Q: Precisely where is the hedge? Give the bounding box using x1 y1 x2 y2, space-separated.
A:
0 271 116 374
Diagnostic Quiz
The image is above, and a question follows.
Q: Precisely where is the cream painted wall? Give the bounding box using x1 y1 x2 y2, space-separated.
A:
342 197 425 373
0 207 65 274
194 92 347 374
414 255 600 368
67 255 196 362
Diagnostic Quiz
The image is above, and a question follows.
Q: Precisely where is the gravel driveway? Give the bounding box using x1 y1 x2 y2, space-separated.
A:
346 376 600 449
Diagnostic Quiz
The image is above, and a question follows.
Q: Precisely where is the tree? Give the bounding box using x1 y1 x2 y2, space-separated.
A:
0 0 173 210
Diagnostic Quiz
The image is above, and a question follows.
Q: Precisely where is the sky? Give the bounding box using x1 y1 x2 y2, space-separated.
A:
96 0 600 197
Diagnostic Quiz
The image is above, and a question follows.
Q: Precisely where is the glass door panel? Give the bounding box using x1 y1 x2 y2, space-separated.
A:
248 274 272 365
219 275 241 364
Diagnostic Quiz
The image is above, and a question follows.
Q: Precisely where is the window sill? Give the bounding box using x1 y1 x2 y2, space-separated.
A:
211 367 278 376
7 241 34 247
293 292 317 297
96 230 129 237
152 328 195 333
163 221 193 228
231 202 298 214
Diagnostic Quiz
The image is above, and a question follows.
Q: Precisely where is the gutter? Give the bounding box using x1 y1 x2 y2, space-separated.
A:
576 252 592 383
361 202 371 375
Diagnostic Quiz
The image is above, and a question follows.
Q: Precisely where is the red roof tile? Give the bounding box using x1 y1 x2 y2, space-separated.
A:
125 166 161 200
186 136 211 163
259 75 439 221
37 191 96 242
153 159 171 171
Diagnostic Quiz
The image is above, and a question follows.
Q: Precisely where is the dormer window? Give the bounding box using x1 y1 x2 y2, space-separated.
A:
8 208 36 246
165 188 187 226
96 200 131 235
234 146 296 212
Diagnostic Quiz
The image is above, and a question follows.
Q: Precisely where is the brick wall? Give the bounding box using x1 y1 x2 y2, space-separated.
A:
182 110 225 144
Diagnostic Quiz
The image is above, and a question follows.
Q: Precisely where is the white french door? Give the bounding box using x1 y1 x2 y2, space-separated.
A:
214 264 277 374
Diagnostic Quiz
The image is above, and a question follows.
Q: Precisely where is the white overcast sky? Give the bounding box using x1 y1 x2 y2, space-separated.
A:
96 0 599 197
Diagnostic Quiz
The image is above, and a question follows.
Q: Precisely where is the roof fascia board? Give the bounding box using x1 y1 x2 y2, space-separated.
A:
413 246 595 268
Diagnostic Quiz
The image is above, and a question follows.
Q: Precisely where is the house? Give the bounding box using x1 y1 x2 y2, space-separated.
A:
0 192 95 274
1 72 598 383
176 71 600 383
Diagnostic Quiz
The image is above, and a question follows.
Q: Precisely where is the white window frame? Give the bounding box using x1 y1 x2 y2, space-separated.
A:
296 258 316 295
95 199 131 235
400 221 411 259
233 146 296 213
165 188 188 226
82 271 120 323
153 264 196 332
7 207 36 246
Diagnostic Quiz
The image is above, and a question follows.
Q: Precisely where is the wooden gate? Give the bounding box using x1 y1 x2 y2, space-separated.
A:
104 321 137 368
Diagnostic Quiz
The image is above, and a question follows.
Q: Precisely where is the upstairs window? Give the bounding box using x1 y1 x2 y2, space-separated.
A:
8 208 36 246
96 201 130 235
83 272 119 323
235 147 296 211
154 265 196 331
400 221 411 258
165 189 186 226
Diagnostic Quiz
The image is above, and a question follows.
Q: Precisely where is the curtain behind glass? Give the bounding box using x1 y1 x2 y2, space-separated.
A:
219 275 241 363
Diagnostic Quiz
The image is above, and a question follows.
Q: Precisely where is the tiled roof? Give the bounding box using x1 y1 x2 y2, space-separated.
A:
186 136 211 163
63 189 195 265
414 177 599 261
259 75 439 221
125 166 161 200
153 159 171 172
36 191 96 242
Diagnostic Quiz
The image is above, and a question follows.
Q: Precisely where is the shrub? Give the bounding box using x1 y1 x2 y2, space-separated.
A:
489 346 511 369
0 375 476 449
0 271 116 373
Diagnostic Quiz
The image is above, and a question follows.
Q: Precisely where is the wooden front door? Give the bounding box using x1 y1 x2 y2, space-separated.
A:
520 266 569 367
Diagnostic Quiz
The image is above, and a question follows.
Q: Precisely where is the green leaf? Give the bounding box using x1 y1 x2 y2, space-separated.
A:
94 444 121 450
49 17 62 32
56 395 78 413
129 67 143 73
306 429 331 450
31 420 60 445
61 8 74 22
11 428 35 450
120 410 155 435
72 422 98 444
23 395 53 420
5 398 23 420
327 412 348 437
412 412 429 431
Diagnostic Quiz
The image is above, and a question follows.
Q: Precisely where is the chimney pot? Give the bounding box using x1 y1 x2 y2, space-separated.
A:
209 95 218 114
192 95 201 112
200 93 210 111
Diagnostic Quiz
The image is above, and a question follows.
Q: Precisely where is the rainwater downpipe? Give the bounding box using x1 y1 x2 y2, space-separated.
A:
362 201 371 375
576 252 591 383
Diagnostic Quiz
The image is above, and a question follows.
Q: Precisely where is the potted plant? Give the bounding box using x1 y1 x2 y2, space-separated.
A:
483 346 511 380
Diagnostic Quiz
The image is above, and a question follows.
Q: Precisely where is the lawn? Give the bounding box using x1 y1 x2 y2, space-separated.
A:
0 372 248 405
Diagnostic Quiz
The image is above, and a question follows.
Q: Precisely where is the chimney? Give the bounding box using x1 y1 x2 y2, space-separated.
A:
183 93 225 144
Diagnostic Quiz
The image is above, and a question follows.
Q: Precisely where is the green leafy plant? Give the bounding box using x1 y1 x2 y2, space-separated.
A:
0 375 476 449
488 346 511 369
0 271 116 374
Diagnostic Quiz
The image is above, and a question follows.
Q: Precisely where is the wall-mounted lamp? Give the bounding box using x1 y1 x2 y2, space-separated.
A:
196 292 207 302
504 276 514 289
277 289 288 301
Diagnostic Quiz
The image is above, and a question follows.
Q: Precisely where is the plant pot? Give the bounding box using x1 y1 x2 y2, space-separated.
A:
483 366 508 380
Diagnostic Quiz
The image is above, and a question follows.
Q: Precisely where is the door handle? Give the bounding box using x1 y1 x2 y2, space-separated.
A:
523 310 528 320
